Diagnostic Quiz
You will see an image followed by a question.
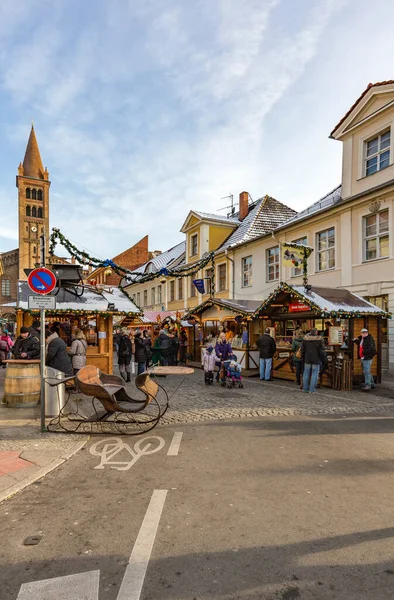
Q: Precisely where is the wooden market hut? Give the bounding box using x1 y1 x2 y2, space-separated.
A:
16 281 141 373
185 297 262 369
253 282 391 389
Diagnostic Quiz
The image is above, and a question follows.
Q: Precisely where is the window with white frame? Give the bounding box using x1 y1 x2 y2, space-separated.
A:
218 264 226 291
365 130 390 176
205 267 213 295
151 287 155 305
190 234 198 257
157 285 162 304
242 256 252 287
364 210 389 261
178 278 183 300
291 237 308 277
316 227 335 271
266 247 279 281
143 290 148 306
190 276 196 297
1 279 10 297
170 280 175 301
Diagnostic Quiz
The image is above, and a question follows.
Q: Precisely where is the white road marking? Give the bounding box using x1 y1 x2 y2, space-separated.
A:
90 436 165 470
167 432 183 455
17 570 100 600
116 489 168 600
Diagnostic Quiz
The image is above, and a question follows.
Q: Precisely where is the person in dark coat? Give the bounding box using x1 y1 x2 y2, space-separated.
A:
118 328 133 381
214 332 233 381
45 330 73 375
291 330 304 385
353 327 377 390
257 329 276 381
301 328 327 393
13 327 40 360
179 329 188 363
134 332 149 375
28 320 41 341
158 329 173 366
169 332 179 366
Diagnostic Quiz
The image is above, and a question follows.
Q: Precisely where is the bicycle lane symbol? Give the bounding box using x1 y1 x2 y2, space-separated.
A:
89 436 165 471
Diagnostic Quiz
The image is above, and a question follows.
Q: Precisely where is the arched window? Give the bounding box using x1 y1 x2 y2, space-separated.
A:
26 188 31 199
37 207 43 219
32 206 37 218
32 189 37 200
37 190 42 201
26 205 31 217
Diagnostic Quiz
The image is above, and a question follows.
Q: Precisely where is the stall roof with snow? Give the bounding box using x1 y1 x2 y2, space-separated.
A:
185 297 262 319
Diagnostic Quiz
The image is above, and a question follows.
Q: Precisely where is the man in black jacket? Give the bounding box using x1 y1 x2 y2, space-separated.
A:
353 328 376 391
13 327 40 360
301 328 327 393
257 329 276 381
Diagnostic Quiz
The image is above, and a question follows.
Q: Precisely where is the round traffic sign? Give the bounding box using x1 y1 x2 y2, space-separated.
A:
27 268 57 295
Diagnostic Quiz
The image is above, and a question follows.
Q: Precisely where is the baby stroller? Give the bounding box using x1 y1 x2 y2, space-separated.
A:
219 358 243 389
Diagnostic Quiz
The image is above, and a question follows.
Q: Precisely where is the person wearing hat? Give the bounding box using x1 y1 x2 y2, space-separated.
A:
29 320 41 341
202 346 216 385
13 327 40 360
45 328 73 375
353 328 377 390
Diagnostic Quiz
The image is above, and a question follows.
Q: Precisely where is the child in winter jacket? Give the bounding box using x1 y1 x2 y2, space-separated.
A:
202 346 216 385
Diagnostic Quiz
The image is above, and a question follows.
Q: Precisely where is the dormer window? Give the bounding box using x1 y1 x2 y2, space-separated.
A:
365 130 390 176
190 234 198 257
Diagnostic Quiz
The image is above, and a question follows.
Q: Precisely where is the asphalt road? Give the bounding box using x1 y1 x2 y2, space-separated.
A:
1 415 394 600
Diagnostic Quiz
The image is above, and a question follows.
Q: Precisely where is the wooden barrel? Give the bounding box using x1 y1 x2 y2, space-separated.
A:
4 361 41 408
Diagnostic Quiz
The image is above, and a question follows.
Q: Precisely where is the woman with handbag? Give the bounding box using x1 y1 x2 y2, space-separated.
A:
291 330 304 386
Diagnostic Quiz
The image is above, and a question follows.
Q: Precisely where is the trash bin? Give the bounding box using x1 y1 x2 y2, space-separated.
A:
44 366 66 417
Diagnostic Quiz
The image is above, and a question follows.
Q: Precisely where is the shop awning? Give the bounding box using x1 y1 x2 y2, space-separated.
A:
17 281 141 316
254 283 391 319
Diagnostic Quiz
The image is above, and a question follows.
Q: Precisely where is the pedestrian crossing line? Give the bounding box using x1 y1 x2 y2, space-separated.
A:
116 489 168 600
167 431 183 455
17 570 100 600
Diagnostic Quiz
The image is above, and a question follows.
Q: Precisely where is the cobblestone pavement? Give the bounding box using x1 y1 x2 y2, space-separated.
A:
151 369 394 425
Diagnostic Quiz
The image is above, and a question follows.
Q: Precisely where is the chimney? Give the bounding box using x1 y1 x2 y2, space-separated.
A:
239 191 249 221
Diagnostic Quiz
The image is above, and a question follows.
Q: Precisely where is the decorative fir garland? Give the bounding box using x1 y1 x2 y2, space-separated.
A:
49 228 216 284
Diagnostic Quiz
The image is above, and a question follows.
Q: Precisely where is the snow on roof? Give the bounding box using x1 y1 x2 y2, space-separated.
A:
217 196 297 253
123 241 186 283
192 211 240 224
17 281 141 315
280 185 342 228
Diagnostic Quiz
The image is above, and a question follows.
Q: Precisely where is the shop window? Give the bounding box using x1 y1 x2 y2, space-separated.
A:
205 267 214 294
365 129 390 176
291 237 308 276
37 189 43 200
266 247 279 281
190 234 198 257
190 276 196 298
364 210 389 261
32 189 37 200
157 285 162 304
26 205 31 217
151 287 155 305
242 256 252 287
26 188 31 199
37 207 43 219
218 264 226 291
170 280 175 301
32 206 37 218
316 228 335 271
1 279 10 297
178 278 183 300
143 290 148 306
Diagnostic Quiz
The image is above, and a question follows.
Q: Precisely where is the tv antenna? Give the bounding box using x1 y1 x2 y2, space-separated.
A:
218 193 235 217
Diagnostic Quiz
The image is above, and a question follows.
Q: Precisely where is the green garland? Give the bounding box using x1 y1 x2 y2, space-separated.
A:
185 297 253 319
49 228 216 284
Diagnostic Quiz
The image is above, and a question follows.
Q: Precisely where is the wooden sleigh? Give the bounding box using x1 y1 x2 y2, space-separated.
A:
47 365 193 435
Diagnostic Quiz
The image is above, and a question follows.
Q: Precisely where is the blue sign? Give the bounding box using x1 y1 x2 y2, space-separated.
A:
193 279 205 294
242 331 248 345
28 268 57 295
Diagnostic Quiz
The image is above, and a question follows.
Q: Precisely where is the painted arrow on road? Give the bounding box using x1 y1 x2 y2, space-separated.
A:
17 570 100 599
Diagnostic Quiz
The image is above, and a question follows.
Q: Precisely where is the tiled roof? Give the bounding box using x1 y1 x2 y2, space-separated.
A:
123 241 186 283
279 185 342 228
22 125 45 179
216 195 297 252
330 80 394 138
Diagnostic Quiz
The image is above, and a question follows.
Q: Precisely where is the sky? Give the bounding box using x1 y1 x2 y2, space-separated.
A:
1 0 394 261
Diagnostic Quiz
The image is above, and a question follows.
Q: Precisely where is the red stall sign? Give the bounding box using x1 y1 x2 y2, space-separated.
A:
289 302 310 312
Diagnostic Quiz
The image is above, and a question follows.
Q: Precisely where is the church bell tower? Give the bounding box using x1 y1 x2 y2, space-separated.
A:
16 125 50 280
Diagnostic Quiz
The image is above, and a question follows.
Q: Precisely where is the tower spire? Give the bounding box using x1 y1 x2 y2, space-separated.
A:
22 124 44 179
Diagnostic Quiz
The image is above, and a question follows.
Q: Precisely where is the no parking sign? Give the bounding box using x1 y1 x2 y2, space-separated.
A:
27 268 57 295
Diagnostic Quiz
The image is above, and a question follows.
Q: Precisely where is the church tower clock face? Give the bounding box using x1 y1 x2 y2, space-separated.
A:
31 226 37 233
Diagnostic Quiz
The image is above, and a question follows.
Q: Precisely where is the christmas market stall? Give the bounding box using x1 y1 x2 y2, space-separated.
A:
253 283 390 389
185 297 262 369
16 281 141 373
